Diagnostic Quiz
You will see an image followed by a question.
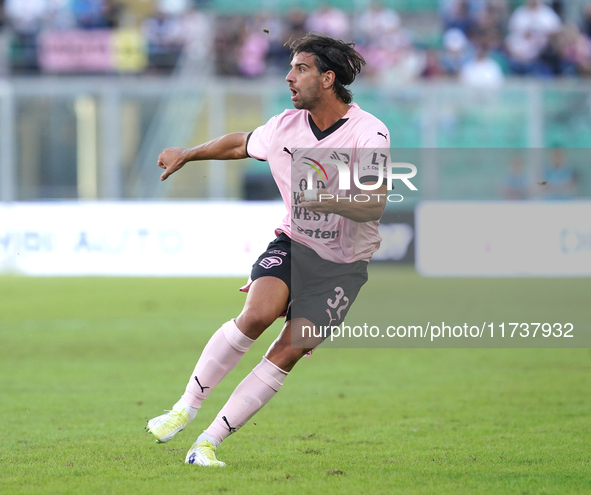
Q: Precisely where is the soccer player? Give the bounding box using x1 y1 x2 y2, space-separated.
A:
147 33 391 466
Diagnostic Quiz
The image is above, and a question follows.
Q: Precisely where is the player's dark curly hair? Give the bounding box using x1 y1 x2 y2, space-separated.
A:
289 33 366 104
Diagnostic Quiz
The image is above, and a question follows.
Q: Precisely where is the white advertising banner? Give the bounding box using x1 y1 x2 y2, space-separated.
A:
416 201 591 277
0 202 285 276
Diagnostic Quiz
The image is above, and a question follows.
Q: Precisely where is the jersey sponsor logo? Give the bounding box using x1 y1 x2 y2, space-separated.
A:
296 225 340 239
269 249 288 256
377 131 388 139
259 256 283 269
303 156 329 182
292 206 329 222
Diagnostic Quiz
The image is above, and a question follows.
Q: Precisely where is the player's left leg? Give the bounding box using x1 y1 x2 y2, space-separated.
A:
185 318 321 466
146 234 291 444
146 277 288 444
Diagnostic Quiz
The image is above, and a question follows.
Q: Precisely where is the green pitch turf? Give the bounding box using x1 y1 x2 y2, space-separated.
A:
1 267 590 494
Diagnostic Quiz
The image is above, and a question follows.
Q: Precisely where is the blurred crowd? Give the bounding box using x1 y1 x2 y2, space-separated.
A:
222 0 591 87
0 0 212 73
1 0 591 83
439 0 591 85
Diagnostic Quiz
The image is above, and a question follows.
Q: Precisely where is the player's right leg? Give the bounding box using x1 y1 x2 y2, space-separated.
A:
185 317 322 466
146 276 289 444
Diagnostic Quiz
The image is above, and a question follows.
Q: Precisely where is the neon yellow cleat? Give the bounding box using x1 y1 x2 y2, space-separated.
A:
145 406 190 444
185 440 226 467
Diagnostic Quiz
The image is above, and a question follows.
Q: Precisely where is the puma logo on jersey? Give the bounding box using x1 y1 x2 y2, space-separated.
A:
283 147 297 161
377 131 388 139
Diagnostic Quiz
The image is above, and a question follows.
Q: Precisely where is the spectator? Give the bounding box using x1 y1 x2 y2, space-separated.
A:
142 0 190 71
103 0 123 29
556 23 591 75
158 0 191 17
582 3 591 38
357 1 401 46
440 27 475 75
360 21 421 82
508 0 561 48
45 0 76 30
305 3 350 40
501 156 529 200
237 16 270 78
536 23 591 76
472 1 508 55
355 0 417 81
442 0 474 35
5 0 50 72
474 0 509 34
213 16 242 76
422 48 445 78
459 46 505 87
179 8 212 61
143 10 184 71
506 28 551 75
284 9 307 42
266 9 307 74
4 0 47 35
71 0 108 29
541 147 577 200
505 0 562 76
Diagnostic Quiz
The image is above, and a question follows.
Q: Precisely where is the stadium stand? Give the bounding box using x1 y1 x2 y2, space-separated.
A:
0 0 590 203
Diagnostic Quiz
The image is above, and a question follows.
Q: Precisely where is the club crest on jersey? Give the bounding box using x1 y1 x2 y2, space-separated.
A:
259 256 283 269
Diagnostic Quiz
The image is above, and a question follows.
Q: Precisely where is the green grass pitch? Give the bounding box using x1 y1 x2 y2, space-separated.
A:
1 267 590 494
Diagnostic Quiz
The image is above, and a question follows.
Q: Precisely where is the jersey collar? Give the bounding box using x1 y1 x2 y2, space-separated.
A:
307 103 357 141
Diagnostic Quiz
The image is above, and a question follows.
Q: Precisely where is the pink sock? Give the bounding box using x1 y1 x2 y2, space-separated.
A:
181 320 254 409
203 357 288 444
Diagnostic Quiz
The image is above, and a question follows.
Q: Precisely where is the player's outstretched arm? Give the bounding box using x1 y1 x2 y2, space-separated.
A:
301 183 387 223
158 132 249 181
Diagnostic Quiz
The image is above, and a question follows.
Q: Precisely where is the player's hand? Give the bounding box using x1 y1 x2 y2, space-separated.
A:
158 147 188 181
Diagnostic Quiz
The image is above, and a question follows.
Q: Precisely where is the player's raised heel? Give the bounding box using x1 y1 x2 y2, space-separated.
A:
146 406 190 444
185 440 226 467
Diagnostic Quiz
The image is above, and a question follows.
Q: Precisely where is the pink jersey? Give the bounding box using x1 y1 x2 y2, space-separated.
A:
246 103 390 263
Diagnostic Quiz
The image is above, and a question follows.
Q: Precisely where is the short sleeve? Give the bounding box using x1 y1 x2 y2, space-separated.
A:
246 114 281 161
356 125 391 184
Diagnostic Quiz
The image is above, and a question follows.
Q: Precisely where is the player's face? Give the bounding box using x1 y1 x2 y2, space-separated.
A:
286 52 323 110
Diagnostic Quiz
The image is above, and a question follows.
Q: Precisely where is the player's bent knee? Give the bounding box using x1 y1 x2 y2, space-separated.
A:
237 307 279 337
